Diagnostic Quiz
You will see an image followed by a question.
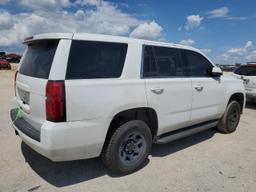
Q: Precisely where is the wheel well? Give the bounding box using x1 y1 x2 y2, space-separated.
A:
228 93 244 112
103 108 158 150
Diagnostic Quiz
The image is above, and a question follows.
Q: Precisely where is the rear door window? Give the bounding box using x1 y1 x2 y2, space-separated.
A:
153 46 185 77
19 40 59 79
143 46 157 77
143 45 185 77
66 40 128 79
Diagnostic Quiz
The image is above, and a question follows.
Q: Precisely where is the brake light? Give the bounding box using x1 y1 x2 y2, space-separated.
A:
23 36 33 43
14 71 18 96
46 80 66 122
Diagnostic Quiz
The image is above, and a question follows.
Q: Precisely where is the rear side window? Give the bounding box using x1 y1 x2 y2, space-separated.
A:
143 45 184 77
66 40 128 79
19 40 59 79
182 50 213 77
234 66 256 76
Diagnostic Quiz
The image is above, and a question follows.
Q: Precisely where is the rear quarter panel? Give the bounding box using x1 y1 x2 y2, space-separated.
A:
65 79 147 121
64 40 145 134
65 79 147 149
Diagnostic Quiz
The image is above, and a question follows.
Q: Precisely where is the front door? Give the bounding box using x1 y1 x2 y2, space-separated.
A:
181 50 225 125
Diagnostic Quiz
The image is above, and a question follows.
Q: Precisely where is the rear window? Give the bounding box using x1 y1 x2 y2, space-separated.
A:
234 66 256 76
19 40 59 79
66 40 128 79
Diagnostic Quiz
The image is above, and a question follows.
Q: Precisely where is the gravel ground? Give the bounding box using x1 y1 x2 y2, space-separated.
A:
0 70 256 192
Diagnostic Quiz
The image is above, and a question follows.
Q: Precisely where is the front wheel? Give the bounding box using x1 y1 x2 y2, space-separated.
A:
217 100 241 133
102 120 152 174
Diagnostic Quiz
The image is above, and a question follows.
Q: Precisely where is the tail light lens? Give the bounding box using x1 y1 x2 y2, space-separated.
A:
46 80 66 122
14 71 18 96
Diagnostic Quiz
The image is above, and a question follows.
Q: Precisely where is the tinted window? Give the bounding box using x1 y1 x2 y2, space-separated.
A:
234 66 256 76
19 40 59 79
183 50 213 77
66 41 127 79
143 46 157 77
143 46 184 77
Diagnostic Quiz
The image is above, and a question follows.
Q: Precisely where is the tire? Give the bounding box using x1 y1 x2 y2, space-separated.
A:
102 120 152 174
217 100 241 133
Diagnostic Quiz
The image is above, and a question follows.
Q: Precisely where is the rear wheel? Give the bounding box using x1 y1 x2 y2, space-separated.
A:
102 120 152 174
217 100 241 133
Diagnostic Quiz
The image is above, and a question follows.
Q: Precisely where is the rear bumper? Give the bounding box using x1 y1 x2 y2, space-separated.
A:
10 109 40 142
10 107 108 162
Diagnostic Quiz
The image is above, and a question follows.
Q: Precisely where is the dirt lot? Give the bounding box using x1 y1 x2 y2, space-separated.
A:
1 70 256 192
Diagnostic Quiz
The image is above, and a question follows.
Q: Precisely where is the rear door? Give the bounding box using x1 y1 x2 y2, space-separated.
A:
15 39 60 130
181 50 225 124
143 45 192 135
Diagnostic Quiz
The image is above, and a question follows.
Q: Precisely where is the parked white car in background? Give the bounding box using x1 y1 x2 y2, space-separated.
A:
233 64 256 102
11 33 245 174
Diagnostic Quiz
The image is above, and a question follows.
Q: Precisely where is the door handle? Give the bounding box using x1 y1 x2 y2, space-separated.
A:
194 85 204 92
150 87 164 94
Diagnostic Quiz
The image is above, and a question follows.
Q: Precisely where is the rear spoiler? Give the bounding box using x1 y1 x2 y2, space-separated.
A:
23 33 73 44
23 36 34 44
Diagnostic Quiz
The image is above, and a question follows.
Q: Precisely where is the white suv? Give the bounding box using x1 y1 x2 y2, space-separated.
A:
233 64 256 102
11 33 245 174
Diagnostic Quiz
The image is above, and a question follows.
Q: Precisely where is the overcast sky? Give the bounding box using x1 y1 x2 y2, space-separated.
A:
0 0 255 64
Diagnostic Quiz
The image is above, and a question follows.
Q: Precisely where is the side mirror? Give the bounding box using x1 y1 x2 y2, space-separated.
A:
211 66 223 77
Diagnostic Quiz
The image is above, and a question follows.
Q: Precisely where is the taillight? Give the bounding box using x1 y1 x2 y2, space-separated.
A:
14 71 18 96
46 80 66 122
